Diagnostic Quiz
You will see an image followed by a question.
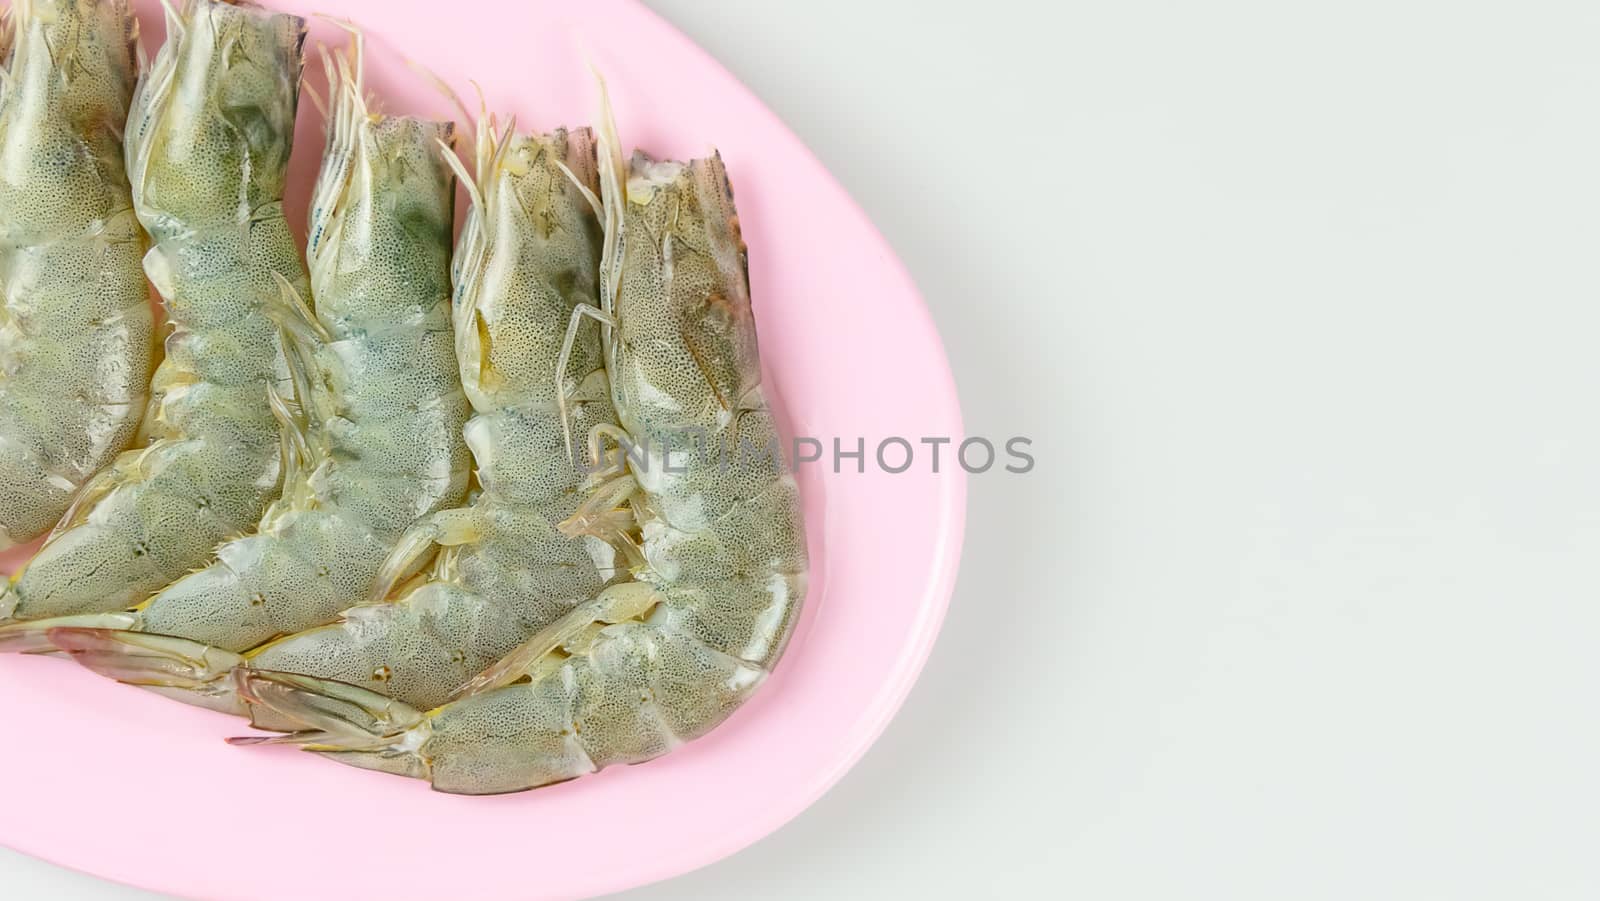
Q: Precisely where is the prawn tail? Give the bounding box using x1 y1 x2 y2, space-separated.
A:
0 614 140 654
229 669 431 779
46 627 241 693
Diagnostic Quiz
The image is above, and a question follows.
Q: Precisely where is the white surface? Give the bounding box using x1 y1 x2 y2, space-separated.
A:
7 0 1600 897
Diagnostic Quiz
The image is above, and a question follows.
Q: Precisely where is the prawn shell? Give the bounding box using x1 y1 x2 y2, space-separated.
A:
0 0 155 550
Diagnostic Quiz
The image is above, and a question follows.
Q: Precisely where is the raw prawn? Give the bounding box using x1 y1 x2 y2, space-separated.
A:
0 0 309 624
236 92 808 795
0 0 156 548
11 38 470 669
54 111 626 713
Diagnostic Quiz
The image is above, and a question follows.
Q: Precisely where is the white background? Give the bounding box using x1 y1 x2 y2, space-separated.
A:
7 0 1600 897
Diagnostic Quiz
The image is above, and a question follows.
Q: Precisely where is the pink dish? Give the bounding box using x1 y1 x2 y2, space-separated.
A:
0 0 965 898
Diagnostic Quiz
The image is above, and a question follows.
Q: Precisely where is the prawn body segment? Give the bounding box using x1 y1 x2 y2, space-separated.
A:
1 0 307 622
0 0 156 549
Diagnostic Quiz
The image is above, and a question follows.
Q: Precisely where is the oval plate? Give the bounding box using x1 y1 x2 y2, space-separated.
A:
0 0 965 898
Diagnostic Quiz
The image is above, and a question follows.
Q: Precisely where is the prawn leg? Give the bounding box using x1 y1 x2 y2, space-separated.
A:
555 303 616 461
452 581 661 698
0 612 138 654
369 508 485 603
49 627 242 691
231 669 431 779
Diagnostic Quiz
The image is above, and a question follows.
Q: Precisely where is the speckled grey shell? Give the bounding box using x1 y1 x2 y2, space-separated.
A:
0 0 155 549
134 109 471 652
247 128 624 707
409 154 808 795
2 0 307 620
